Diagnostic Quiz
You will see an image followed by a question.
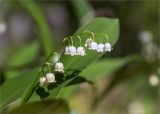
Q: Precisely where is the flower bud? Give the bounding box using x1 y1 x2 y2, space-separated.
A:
46 73 56 83
39 77 47 86
85 38 93 47
68 46 77 56
65 46 70 55
53 55 59 64
104 43 112 52
55 62 64 72
89 41 97 50
77 47 86 56
97 44 104 52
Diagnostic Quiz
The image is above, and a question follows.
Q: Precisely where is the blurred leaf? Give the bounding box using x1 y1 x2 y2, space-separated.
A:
5 69 21 79
9 99 69 114
0 68 38 108
19 0 53 56
7 41 40 67
80 58 131 82
61 17 119 71
70 0 94 25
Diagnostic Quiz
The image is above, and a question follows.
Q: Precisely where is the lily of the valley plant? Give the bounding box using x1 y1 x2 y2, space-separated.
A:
39 31 112 86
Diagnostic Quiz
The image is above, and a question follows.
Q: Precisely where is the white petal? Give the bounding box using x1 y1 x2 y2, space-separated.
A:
104 43 112 52
39 77 47 86
55 62 64 72
53 55 59 64
46 73 55 83
90 42 97 50
69 46 77 56
65 47 70 55
97 44 104 52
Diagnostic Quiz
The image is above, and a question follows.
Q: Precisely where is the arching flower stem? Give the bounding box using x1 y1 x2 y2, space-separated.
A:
63 37 71 46
94 32 109 43
77 35 82 46
69 36 74 46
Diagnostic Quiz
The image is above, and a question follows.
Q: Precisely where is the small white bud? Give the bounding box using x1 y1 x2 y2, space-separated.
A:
97 43 105 52
46 73 56 83
89 41 97 50
77 47 86 56
85 38 93 47
65 46 70 55
68 46 77 56
55 62 64 72
53 54 59 64
39 77 47 86
104 43 112 52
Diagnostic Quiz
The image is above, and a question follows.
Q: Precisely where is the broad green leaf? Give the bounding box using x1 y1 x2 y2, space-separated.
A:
61 17 119 71
7 41 40 67
52 17 119 98
0 68 38 108
80 58 131 82
21 17 119 103
54 58 130 99
9 99 69 114
48 73 79 99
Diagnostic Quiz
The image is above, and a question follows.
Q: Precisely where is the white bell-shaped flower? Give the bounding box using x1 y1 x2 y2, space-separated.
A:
89 41 98 50
104 43 112 52
97 44 105 52
55 62 64 72
85 38 93 47
39 77 47 86
68 46 77 56
65 46 70 55
77 47 86 56
46 73 56 83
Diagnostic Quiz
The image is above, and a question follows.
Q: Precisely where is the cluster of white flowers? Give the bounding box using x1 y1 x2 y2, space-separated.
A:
65 46 86 56
85 38 112 52
39 31 112 86
64 36 86 56
64 31 112 56
39 60 64 86
39 73 55 86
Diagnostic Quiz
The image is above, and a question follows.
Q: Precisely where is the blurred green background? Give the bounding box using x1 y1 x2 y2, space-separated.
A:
0 0 159 114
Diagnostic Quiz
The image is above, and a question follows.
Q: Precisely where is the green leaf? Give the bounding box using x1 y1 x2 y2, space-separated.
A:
9 99 70 114
61 17 119 70
53 17 119 98
7 41 40 67
70 0 94 24
21 17 119 102
80 58 131 82
0 68 38 108
54 58 129 99
19 0 53 56
48 72 79 99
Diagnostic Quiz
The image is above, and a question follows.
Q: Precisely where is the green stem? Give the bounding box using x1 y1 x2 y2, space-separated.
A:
94 33 109 42
70 37 74 46
63 37 71 46
84 30 94 40
77 35 82 46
